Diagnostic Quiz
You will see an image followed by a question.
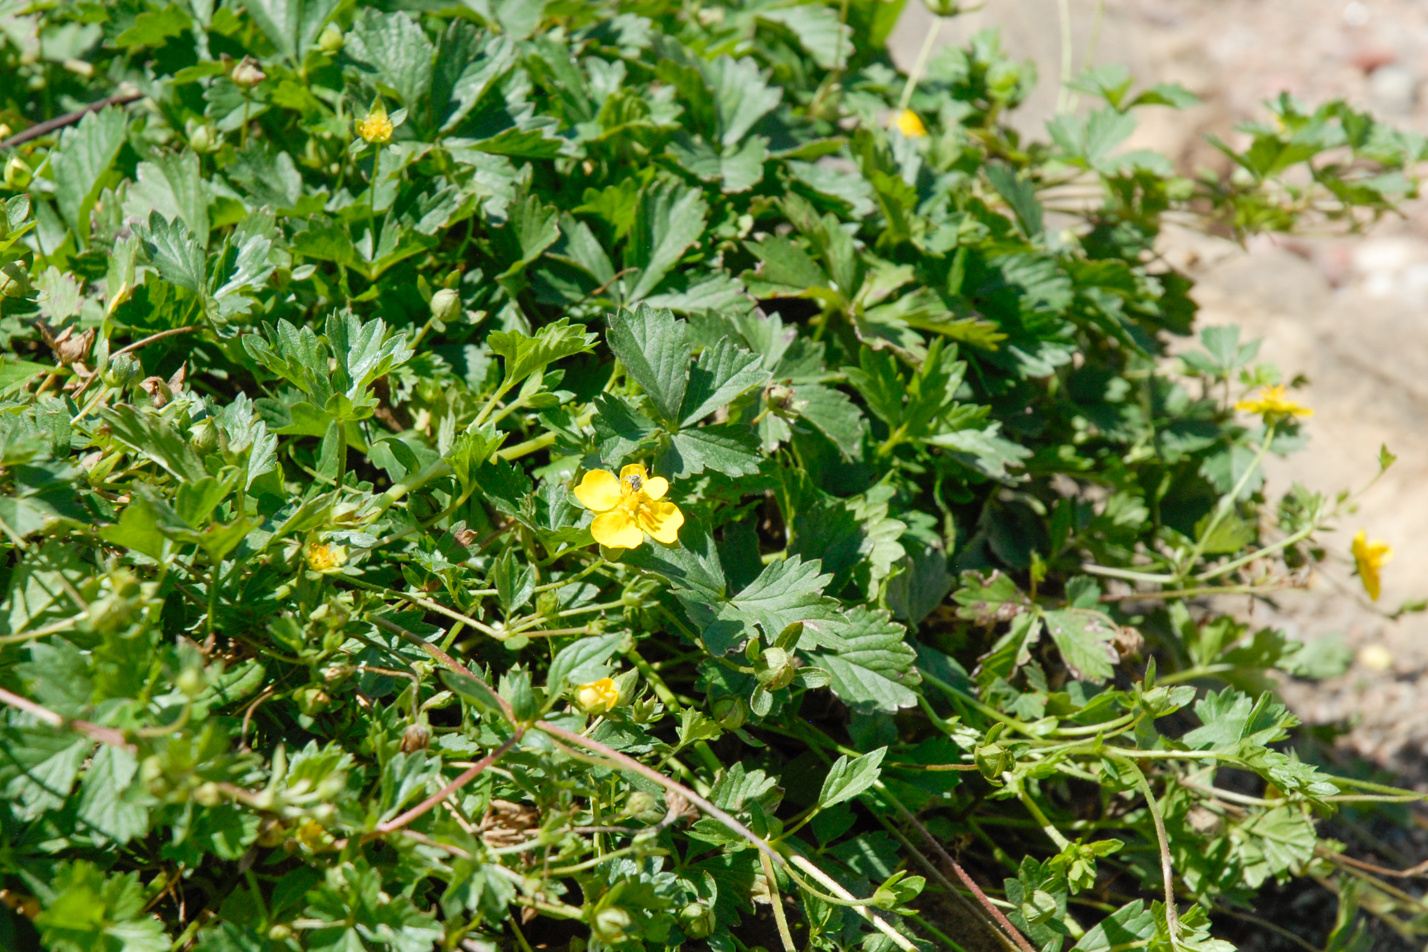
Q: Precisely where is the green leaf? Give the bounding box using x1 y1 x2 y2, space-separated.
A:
985 162 1044 238
680 338 768 425
1042 609 1119 683
625 181 708 300
243 0 341 63
140 212 206 294
115 4 192 49
75 745 149 845
345 9 434 109
492 548 535 614
706 55 782 146
101 406 208 483
818 746 886 808
663 424 762 478
51 107 127 240
794 383 864 458
755 6 851 70
700 556 841 655
547 633 624 694
606 303 690 424
123 151 210 244
0 357 54 397
488 318 597 388
806 608 920 714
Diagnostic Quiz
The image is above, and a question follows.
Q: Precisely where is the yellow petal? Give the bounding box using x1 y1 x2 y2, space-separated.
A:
642 500 684 545
574 469 622 512
619 463 648 482
642 476 668 500
592 510 644 549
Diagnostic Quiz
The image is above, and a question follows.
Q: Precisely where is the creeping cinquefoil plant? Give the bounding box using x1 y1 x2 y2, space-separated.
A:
0 2 1421 951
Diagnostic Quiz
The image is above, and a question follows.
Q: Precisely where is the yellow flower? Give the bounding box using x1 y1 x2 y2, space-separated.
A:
1352 529 1392 602
306 542 347 573
1234 384 1312 420
891 108 927 138
356 99 392 145
573 463 683 550
576 677 620 714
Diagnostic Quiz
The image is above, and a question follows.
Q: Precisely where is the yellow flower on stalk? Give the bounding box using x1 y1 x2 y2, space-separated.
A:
574 463 683 550
1352 530 1392 602
356 99 393 145
891 108 927 138
1234 384 1312 420
306 542 347 573
576 677 620 714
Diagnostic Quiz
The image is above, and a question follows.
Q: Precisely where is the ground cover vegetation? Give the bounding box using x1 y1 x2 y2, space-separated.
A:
0 1 1424 950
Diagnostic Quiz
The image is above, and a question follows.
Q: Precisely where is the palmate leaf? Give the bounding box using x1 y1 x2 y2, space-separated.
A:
345 9 434 111
625 180 708 300
680 338 768 426
488 318 597 388
243 0 342 63
662 424 762 478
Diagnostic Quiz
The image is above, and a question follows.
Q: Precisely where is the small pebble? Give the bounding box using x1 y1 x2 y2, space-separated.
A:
1357 643 1395 673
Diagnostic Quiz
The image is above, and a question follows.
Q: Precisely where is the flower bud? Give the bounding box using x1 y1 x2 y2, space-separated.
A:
712 696 747 730
754 646 796 691
400 723 431 753
591 907 631 944
765 383 796 413
3 154 30 189
974 738 1012 785
190 418 219 454
268 925 294 941
176 667 206 699
104 353 142 388
0 262 29 298
295 685 331 715
317 23 344 54
230 56 266 89
678 901 716 939
192 781 223 807
188 123 217 153
576 676 620 714
625 790 664 823
429 287 461 326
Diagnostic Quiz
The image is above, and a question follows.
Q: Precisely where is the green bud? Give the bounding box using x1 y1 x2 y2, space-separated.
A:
754 646 796 691
104 353 142 388
625 790 664 824
229 55 265 89
188 123 217 153
192 781 223 808
317 23 344 53
591 907 631 944
973 740 1012 785
712 696 747 730
267 924 294 941
190 418 219 454
429 287 461 326
764 383 797 414
295 685 331 716
0 262 29 298
3 155 30 190
176 666 206 699
678 901 716 939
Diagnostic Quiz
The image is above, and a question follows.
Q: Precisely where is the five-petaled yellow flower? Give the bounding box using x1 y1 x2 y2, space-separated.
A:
574 463 683 550
891 109 928 138
1352 529 1392 602
1234 384 1312 420
356 99 393 145
576 677 620 714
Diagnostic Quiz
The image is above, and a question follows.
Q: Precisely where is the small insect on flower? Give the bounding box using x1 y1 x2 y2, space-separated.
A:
1352 529 1392 602
1234 384 1312 421
356 99 393 145
573 462 683 550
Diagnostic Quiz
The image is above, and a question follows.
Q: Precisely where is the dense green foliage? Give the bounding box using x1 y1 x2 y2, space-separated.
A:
0 2 1424 951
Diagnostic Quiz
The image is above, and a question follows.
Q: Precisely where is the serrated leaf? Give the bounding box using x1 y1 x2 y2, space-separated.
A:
488 318 597 388
680 338 768 426
706 55 782 146
794 383 864 458
606 303 690 424
51 106 127 240
806 608 920 713
1042 609 1118 683
345 9 434 110
701 556 840 655
76 744 149 845
625 181 708 300
140 212 206 294
818 746 886 808
244 0 341 63
663 425 762 478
